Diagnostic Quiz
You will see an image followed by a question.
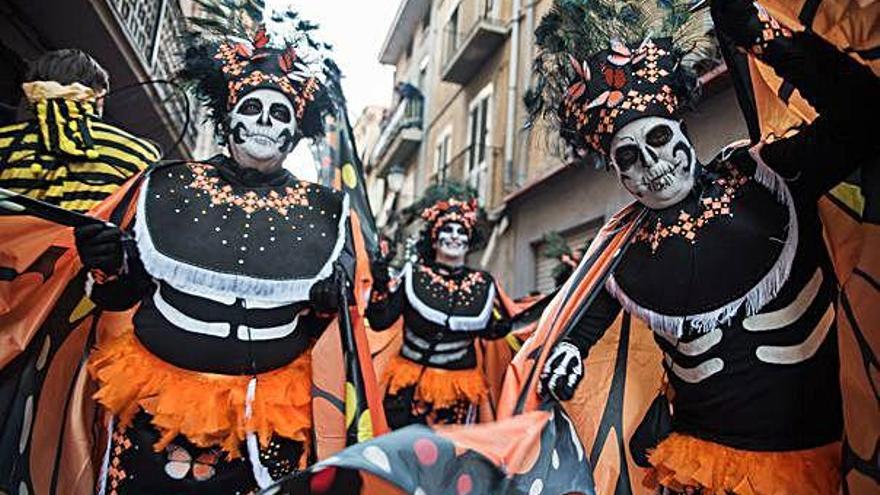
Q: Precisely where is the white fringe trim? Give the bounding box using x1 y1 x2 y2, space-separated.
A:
607 152 799 338
134 174 349 303
403 262 496 332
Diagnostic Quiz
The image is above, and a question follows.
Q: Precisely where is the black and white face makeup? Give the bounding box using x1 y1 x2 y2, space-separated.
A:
433 222 470 266
609 116 696 210
228 88 297 172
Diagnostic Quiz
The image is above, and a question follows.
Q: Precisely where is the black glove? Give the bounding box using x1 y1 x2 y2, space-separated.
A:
711 0 786 53
370 257 391 291
486 317 512 340
539 341 584 401
75 223 124 274
309 275 341 313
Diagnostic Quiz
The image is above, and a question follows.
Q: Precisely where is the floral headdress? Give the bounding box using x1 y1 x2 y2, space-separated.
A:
179 0 333 139
525 0 714 157
422 197 480 241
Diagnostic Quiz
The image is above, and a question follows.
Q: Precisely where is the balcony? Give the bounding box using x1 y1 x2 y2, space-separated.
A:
441 0 509 84
371 94 424 174
378 0 432 65
2 0 201 158
106 0 199 155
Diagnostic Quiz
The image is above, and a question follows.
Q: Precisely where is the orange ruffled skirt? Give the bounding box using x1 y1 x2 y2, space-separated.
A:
383 354 487 409
647 433 841 494
88 331 312 459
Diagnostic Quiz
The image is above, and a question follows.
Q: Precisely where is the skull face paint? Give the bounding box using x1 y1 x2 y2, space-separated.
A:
433 222 470 266
609 116 696 210
228 88 297 171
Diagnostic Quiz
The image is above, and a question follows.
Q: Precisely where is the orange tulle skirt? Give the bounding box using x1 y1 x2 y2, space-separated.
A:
383 354 487 409
646 433 841 494
88 331 312 459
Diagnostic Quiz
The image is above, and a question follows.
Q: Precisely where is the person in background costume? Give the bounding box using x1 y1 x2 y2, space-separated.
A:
541 231 583 291
528 0 879 493
367 187 512 428
67 4 371 493
0 49 160 213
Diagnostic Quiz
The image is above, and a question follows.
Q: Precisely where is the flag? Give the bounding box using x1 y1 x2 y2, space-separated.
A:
309 61 387 452
316 61 379 257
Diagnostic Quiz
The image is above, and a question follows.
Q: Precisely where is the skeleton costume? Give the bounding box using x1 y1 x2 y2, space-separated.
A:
73 5 354 494
527 0 879 493
366 197 512 428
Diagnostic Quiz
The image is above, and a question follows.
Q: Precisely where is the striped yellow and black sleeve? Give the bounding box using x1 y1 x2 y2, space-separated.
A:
0 121 161 213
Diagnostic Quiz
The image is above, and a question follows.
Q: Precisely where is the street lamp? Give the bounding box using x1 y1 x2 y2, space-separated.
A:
386 164 405 193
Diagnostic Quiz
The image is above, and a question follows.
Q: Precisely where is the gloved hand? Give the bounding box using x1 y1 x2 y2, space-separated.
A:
309 275 341 313
711 0 787 52
539 341 584 401
75 223 124 274
370 257 391 291
486 317 512 340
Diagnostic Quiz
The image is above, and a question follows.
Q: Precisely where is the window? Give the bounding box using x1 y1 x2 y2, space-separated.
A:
434 127 453 181
445 6 460 59
417 56 429 92
466 85 492 205
483 0 496 17
533 221 602 294
422 6 431 29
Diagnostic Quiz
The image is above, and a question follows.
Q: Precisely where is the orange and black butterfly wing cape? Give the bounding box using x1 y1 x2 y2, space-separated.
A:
0 176 141 495
267 207 647 495
719 2 879 491
494 205 664 495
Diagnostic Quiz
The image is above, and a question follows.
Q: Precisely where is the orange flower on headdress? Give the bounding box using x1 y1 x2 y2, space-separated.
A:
423 198 479 240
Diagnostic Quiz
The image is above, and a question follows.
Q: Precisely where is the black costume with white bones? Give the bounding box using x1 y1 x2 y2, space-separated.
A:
541 0 879 462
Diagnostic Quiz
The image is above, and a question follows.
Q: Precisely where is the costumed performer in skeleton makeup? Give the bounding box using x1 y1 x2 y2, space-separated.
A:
54 3 382 493
522 0 879 493
366 187 514 428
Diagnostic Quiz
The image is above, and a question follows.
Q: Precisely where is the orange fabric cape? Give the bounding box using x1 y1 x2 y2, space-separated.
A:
269 3 877 494
0 167 387 494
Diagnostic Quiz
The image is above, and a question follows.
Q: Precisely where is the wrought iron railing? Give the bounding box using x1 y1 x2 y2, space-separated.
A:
370 95 424 166
107 0 197 152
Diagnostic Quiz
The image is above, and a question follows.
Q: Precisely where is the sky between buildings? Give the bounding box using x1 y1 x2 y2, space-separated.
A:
286 0 400 178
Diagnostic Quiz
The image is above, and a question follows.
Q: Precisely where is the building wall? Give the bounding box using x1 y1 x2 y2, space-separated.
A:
355 105 390 213
422 0 512 207
372 0 749 298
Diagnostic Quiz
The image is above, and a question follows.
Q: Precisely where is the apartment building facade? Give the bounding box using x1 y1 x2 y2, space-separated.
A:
369 0 749 297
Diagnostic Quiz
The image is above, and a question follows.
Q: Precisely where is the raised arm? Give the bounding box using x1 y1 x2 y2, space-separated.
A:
712 0 880 197
364 259 405 331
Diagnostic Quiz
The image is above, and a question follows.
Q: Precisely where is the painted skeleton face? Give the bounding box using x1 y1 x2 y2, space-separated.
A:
228 88 297 170
609 116 696 210
434 222 470 262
